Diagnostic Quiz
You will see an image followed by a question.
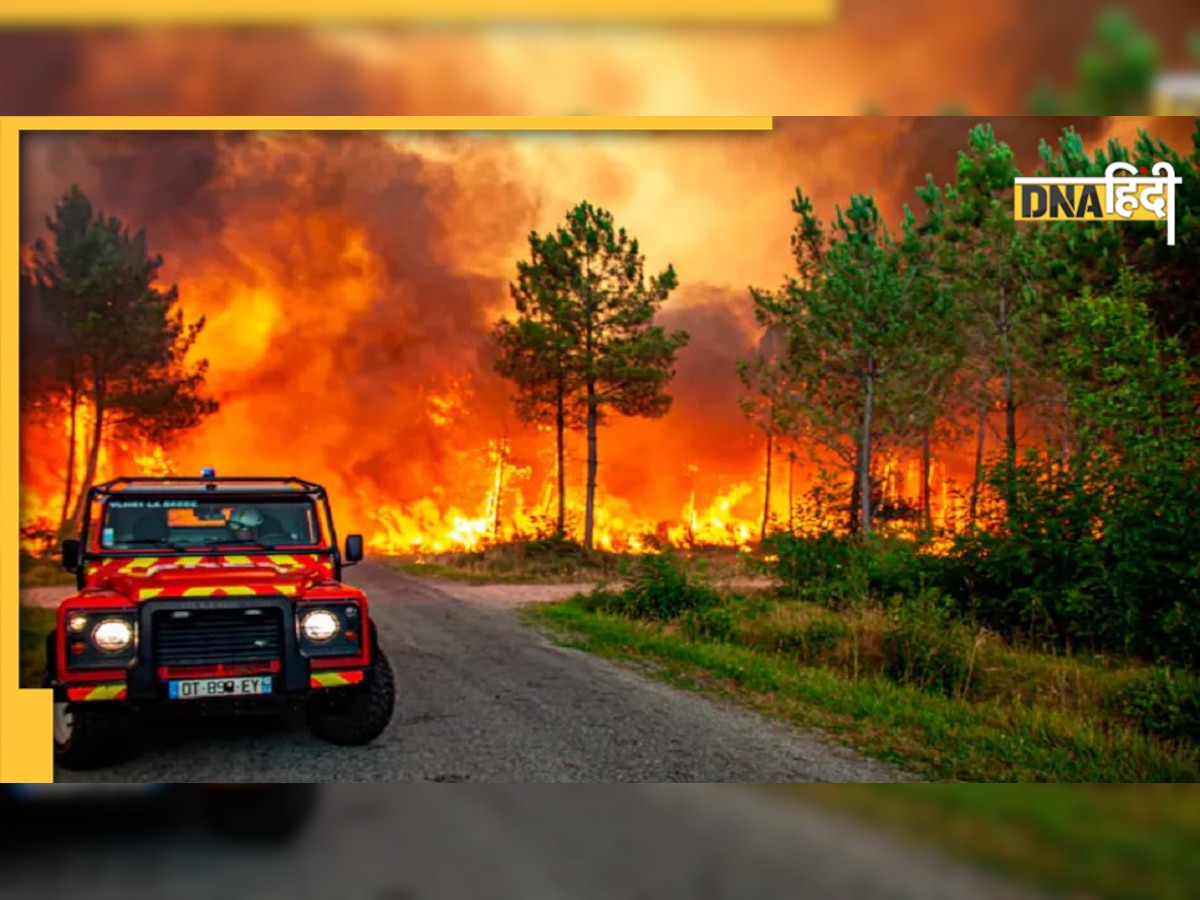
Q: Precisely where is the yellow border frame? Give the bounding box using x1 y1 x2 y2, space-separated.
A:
1 1 836 24
1 114 773 782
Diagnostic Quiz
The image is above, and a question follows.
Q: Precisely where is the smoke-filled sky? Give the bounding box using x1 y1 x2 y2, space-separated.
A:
7 6 1199 546
17 115 1197 548
1 1 1198 117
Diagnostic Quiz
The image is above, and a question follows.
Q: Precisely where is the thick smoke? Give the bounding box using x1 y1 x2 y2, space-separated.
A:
21 131 540 515
2 2 1198 118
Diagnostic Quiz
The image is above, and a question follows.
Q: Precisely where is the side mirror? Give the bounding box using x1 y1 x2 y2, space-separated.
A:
61 539 81 573
344 534 364 565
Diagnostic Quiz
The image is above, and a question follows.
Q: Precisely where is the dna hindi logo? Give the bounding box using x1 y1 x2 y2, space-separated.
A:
1013 161 1185 246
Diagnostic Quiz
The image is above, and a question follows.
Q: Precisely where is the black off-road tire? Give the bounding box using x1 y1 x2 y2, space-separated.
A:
305 646 396 746
201 784 319 844
44 630 137 772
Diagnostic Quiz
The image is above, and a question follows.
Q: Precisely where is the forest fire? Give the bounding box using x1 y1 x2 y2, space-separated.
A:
22 122 1109 559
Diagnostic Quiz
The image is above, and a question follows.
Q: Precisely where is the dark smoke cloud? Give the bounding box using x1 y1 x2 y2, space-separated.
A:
21 129 538 507
659 286 759 426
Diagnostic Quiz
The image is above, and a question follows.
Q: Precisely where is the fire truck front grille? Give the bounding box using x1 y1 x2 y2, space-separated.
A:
152 608 284 667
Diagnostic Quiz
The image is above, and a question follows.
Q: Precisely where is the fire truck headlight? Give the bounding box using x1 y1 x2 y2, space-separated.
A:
301 610 339 642
91 619 134 653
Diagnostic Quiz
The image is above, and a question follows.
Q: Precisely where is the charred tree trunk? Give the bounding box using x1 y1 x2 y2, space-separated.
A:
760 431 774 542
554 383 566 539
787 450 796 536
969 399 988 526
999 281 1018 509
60 367 80 535
493 435 507 542
920 428 932 531
583 394 599 551
70 375 106 538
859 366 876 539
848 460 861 534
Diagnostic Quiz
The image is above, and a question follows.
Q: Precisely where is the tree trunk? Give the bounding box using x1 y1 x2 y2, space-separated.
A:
920 428 932 531
760 431 773 542
999 281 1018 507
969 399 988 525
60 370 80 535
492 436 506 543
554 385 566 539
583 393 599 551
859 369 875 538
71 379 106 537
787 451 796 536
848 460 861 534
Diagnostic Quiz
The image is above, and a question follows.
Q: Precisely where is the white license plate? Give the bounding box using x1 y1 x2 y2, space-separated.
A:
168 676 272 700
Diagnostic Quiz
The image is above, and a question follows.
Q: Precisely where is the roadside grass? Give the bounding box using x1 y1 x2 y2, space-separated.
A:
524 599 1200 783
527 593 1200 897
19 607 56 689
19 552 75 588
772 785 1200 900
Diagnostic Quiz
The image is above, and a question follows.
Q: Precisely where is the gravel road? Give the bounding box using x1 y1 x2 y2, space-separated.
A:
51 562 911 783
24 564 1049 898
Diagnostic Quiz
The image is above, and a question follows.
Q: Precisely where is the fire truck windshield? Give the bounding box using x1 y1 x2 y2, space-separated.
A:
98 496 324 551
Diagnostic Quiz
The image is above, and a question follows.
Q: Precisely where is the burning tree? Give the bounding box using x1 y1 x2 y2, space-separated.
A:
22 186 218 537
914 124 1048 521
749 189 954 538
494 201 689 550
737 324 795 541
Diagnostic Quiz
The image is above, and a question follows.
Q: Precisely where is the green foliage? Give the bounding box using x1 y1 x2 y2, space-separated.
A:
1104 668 1200 745
23 186 217 532
882 591 981 700
681 605 740 644
623 551 722 621
763 531 864 606
746 187 956 534
494 201 689 547
763 531 950 612
741 113 1200 674
945 281 1200 664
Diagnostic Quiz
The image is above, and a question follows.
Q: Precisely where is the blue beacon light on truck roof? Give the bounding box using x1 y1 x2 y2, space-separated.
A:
201 468 216 479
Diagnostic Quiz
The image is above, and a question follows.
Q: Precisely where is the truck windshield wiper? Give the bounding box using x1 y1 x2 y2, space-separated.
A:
124 538 200 552
217 540 280 551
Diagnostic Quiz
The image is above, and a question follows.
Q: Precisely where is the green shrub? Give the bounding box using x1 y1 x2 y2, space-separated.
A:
681 605 740 644
764 532 866 607
863 539 946 605
1103 667 1200 744
883 591 982 700
624 552 722 621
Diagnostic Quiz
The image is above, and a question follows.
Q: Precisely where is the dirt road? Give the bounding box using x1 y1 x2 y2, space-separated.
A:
28 564 1049 897
49 562 909 783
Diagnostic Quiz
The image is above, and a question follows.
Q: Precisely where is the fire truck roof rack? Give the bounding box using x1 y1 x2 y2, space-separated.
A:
91 476 326 495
